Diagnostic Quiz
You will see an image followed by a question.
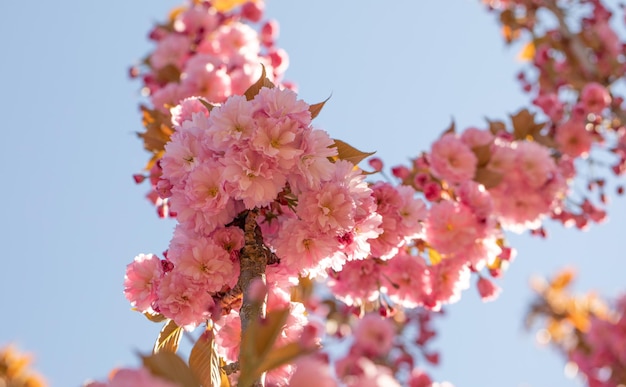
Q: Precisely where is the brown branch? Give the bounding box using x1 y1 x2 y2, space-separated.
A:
544 0 597 80
236 210 270 387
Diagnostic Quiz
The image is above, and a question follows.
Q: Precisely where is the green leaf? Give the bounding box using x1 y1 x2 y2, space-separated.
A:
141 351 199 387
154 319 183 354
189 329 227 387
244 64 275 101
308 95 331 120
332 139 376 165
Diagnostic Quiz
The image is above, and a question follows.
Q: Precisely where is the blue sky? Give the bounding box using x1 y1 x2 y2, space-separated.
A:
1 1 625 386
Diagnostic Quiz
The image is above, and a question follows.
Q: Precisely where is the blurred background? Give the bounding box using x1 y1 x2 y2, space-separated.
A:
1 0 625 385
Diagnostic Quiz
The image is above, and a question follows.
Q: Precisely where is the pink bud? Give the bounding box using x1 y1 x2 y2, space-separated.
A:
241 1 264 22
581 82 611 115
391 165 410 179
368 157 384 172
423 182 442 202
132 174 146 184
424 352 439 365
260 20 279 47
268 48 289 74
477 276 501 302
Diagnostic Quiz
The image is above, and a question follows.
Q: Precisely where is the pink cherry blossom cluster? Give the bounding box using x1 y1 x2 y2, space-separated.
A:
331 312 449 387
133 0 288 110
125 86 387 331
483 0 626 229
568 295 626 386
132 0 291 218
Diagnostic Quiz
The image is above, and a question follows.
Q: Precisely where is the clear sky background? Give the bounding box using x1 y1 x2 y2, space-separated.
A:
1 1 626 386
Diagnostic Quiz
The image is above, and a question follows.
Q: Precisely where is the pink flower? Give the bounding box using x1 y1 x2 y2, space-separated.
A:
214 310 241 362
150 34 189 70
383 253 430 308
426 259 471 310
429 133 477 184
327 258 381 306
353 314 395 357
123 254 163 313
515 141 556 188
156 271 215 330
296 182 356 233
170 97 210 128
460 127 493 148
211 226 245 256
252 87 311 127
407 368 433 387
555 118 593 158
171 236 235 292
160 127 205 186
289 129 337 192
87 367 178 387
273 218 338 276
533 93 564 121
251 117 304 168
169 162 237 235
206 94 255 149
425 201 480 255
180 56 232 103
290 357 337 387
222 147 286 209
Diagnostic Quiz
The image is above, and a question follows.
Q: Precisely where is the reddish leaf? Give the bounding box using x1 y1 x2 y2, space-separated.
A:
309 95 331 120
142 311 167 323
332 139 376 166
474 167 504 189
189 329 228 387
254 342 314 376
244 64 275 101
141 351 199 387
153 319 183 354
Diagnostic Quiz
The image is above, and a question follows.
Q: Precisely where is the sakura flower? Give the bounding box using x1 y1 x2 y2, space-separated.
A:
327 258 381 306
252 87 311 126
171 236 236 291
222 147 286 208
429 133 478 184
289 356 338 387
150 34 190 70
383 253 430 308
170 97 210 128
85 367 178 387
353 314 396 357
555 118 593 158
214 310 241 362
296 182 356 233
206 94 255 148
123 253 163 313
156 271 215 330
425 259 471 310
425 201 480 255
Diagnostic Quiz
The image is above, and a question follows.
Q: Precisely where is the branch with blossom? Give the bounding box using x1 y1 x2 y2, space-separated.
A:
84 0 626 386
